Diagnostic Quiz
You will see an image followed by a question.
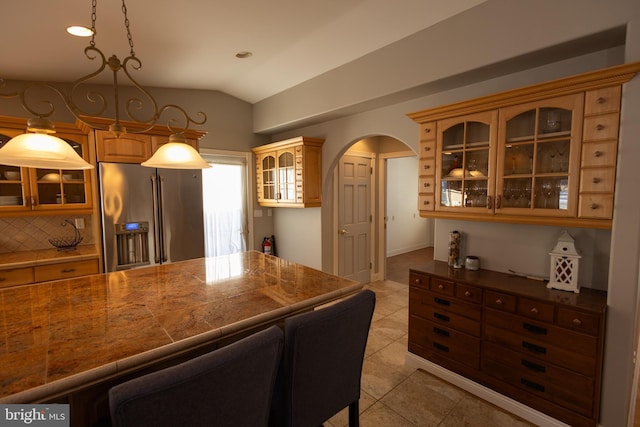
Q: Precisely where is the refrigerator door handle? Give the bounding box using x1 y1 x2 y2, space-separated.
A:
150 174 161 264
158 174 168 262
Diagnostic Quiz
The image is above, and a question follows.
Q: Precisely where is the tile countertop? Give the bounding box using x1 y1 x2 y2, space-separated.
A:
0 251 361 403
0 245 99 269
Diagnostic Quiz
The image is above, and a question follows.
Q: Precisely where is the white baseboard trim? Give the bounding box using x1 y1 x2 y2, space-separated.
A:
405 352 573 427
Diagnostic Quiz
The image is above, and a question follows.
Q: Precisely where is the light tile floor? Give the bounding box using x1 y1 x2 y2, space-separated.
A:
326 280 535 427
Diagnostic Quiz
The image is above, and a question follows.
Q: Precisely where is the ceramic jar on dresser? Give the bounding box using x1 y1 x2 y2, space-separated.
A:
409 262 607 427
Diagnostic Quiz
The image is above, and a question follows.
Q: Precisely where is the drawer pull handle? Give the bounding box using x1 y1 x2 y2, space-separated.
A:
597 96 607 104
572 318 583 326
592 177 601 184
494 298 503 305
433 327 450 337
522 359 546 373
596 124 606 131
61 268 76 273
424 128 432 134
433 342 449 352
423 182 430 188
437 284 444 290
423 200 430 206
424 146 431 152
522 341 546 354
591 203 600 210
523 322 547 335
530 307 539 315
434 313 450 322
521 378 545 392
414 279 421 284
464 290 471 297
594 150 603 157
434 297 450 306
486 195 493 210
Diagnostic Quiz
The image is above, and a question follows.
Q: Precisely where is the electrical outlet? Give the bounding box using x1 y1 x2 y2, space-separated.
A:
74 218 85 229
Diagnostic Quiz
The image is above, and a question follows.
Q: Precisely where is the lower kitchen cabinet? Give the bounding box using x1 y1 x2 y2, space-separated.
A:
0 256 100 289
34 259 99 283
408 261 607 427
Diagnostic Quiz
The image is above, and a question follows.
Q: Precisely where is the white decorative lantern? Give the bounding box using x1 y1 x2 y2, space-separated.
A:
547 230 581 293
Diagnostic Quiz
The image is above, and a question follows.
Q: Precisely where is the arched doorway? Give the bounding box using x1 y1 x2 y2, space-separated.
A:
334 135 433 284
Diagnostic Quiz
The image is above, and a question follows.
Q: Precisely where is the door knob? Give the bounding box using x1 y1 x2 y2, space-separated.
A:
338 229 349 235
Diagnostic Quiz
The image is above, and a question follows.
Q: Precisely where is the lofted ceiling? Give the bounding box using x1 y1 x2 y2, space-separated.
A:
1 0 485 104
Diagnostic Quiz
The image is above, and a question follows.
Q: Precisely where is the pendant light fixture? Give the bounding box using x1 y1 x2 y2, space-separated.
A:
0 118 93 169
142 134 211 169
0 0 208 170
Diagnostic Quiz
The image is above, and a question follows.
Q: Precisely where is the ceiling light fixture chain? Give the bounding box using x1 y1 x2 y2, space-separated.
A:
120 0 136 58
90 0 97 48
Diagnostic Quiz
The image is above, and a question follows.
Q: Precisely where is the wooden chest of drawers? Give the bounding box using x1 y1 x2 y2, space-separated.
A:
408 261 607 427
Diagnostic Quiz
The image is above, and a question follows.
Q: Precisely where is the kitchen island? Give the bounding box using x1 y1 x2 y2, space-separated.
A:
0 251 361 425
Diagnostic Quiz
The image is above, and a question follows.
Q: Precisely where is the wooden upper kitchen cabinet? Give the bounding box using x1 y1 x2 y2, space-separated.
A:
252 136 324 208
84 118 205 164
408 62 640 229
0 116 93 216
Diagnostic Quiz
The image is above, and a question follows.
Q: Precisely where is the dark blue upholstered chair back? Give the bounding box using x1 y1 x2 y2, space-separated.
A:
272 289 376 427
109 325 284 427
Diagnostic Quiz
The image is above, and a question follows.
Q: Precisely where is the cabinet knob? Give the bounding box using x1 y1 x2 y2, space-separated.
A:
591 203 600 210
424 128 432 134
464 290 471 297
486 195 493 210
597 97 607 104
423 200 430 206
594 150 603 157
438 284 444 290
414 278 421 284
572 318 583 326
530 307 539 315
423 182 431 188
596 124 606 131
423 164 431 170
424 146 431 152
495 298 503 305
495 195 502 209
592 177 601 184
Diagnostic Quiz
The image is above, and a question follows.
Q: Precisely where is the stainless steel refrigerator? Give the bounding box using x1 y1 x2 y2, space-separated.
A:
98 162 205 272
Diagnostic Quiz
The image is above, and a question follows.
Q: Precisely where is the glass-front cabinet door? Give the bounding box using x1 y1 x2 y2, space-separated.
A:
277 149 296 202
260 154 277 201
436 111 497 213
0 129 92 215
496 94 583 217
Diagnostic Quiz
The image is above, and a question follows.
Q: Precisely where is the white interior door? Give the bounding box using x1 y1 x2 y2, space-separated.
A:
338 154 371 283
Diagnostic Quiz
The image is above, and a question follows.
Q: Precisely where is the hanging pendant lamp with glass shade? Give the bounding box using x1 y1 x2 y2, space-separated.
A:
0 118 93 169
0 0 208 170
142 134 211 169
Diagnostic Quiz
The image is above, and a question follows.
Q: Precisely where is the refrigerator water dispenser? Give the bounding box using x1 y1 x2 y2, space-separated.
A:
116 222 150 269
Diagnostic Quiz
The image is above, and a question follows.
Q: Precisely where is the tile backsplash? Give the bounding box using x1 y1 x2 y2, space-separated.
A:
0 215 95 253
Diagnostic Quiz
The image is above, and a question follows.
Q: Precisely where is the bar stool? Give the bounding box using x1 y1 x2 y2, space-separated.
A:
271 289 376 427
109 325 284 427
